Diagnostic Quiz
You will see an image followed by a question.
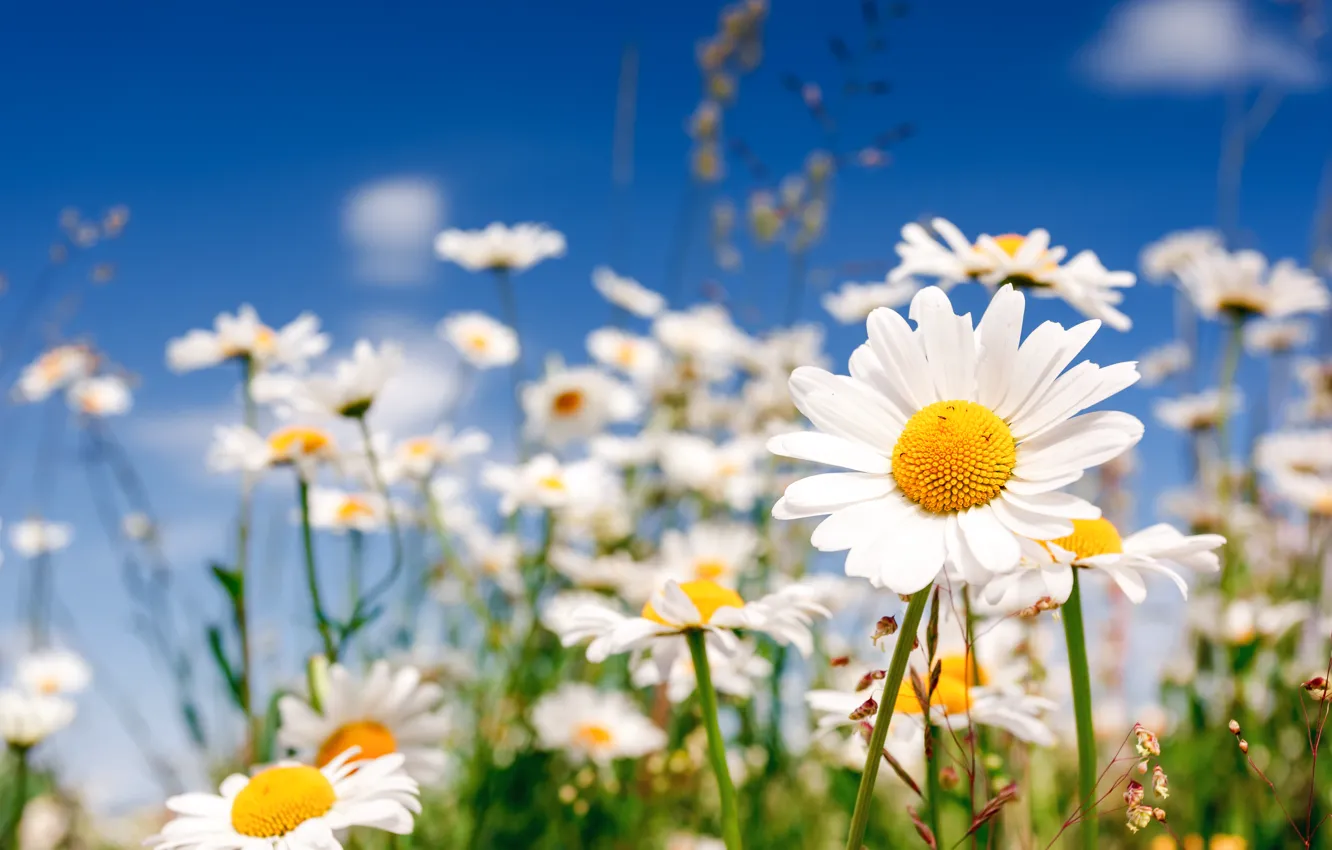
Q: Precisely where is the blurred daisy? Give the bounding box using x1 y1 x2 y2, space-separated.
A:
459 530 524 596
0 690 75 747
821 279 918 324
888 218 992 287
1140 229 1222 283
434 222 566 273
541 591 624 636
522 365 640 446
589 433 659 467
652 305 747 378
659 433 766 511
437 311 519 369
14 345 95 403
1190 595 1310 645
387 426 490 481
165 305 328 374
10 520 72 557
632 638 772 703
587 328 664 385
279 660 451 783
1178 249 1329 320
531 683 666 764
1267 471 1332 515
482 453 577 515
657 522 759 589
1138 341 1191 387
1244 317 1313 354
307 488 387 534
263 340 403 419
1046 250 1134 331
1255 430 1332 479
66 375 132 417
1293 358 1332 421
768 284 1142 594
549 547 650 596
147 749 419 849
1153 389 1240 432
16 649 91 696
207 424 337 478
592 266 666 317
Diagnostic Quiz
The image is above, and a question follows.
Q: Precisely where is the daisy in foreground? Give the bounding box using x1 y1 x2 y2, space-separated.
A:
768 284 1143 593
147 749 419 850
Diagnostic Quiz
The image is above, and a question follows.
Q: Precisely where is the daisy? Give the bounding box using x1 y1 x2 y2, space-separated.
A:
656 522 759 589
1153 389 1241 432
165 306 329 374
982 518 1225 608
888 218 993 287
1046 250 1135 331
433 222 566 273
1267 471 1332 514
1178 249 1329 319
1189 595 1310 645
549 546 653 597
1138 341 1191 387
652 305 748 379
768 284 1143 593
307 488 387 534
263 340 403 419
437 311 520 369
66 375 132 417
589 433 659 467
1139 229 1222 283
1292 358 1332 421
459 530 524 596
592 266 666 317
658 433 766 511
482 454 575 516
631 638 772 703
531 683 666 764
0 690 75 747
147 749 420 849
16 649 91 696
387 426 490 481
822 279 919 324
586 328 664 385
10 520 73 557
1255 429 1332 479
278 660 451 783
207 424 338 478
18 795 70 850
14 345 95 403
521 365 641 446
1244 317 1313 355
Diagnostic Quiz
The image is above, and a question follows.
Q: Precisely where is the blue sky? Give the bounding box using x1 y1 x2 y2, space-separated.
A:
0 0 1327 813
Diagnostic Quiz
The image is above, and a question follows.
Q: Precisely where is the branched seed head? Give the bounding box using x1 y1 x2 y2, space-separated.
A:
1125 805 1153 833
872 616 898 646
855 669 887 692
1152 766 1169 800
1303 676 1332 702
1228 718 1241 735
1133 723 1161 758
1124 780 1144 807
849 697 878 721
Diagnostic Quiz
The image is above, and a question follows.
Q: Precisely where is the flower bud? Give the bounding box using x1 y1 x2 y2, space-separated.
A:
939 766 959 791
1124 780 1144 807
1238 739 1249 754
849 697 878 721
1228 719 1241 735
1133 723 1161 758
872 616 897 646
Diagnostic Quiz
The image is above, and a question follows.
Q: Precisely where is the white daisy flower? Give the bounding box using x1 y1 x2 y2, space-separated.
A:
821 279 919 324
1178 249 1329 319
434 222 566 273
1243 317 1313 354
16 649 91 696
1293 357 1332 421
307 488 387 534
1267 470 1332 515
1255 429 1332 479
1153 388 1241 432
387 426 490 481
540 591 624 636
1189 595 1311 645
66 375 132 417
587 328 664 385
589 433 659 467
888 218 993 287
652 305 747 379
592 266 666 317
1046 250 1135 331
148 749 420 849
658 433 766 511
631 638 772 703
971 230 1068 286
982 519 1225 608
0 690 75 747
262 340 404 419
460 529 524 596
1139 229 1222 283
14 345 96 403
278 661 451 784
207 424 338 478
10 520 72 558
531 683 666 764
165 306 329 374
481 454 573 516
549 547 652 597
522 365 641 446
768 284 1143 594
1138 341 1191 387
437 311 520 369
656 522 759 589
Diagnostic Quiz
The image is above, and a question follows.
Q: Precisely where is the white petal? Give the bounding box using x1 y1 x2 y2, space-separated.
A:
866 306 936 409
789 368 902 452
811 498 910 552
974 285 1025 410
956 505 1021 574
767 431 890 474
989 496 1074 540
999 490 1101 520
1014 411 1143 478
778 472 897 517
912 286 976 401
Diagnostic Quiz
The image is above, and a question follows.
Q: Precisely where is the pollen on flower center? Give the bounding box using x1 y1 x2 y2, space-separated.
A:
1044 517 1123 559
335 497 375 524
315 720 398 768
893 654 985 716
230 765 336 838
574 723 614 748
991 234 1026 257
641 579 744 626
552 390 585 417
693 559 728 581
466 333 490 351
268 426 333 460
615 342 638 366
891 400 1017 513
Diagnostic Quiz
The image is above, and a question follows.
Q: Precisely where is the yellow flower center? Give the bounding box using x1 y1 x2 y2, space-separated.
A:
229 765 336 838
403 437 436 459
253 326 277 354
693 559 728 581
36 677 60 695
334 497 375 524
268 426 333 460
990 234 1026 257
1314 494 1332 516
538 475 566 492
315 720 398 768
615 342 638 367
573 723 615 748
893 654 986 716
552 390 585 417
466 333 490 352
1044 517 1123 559
642 579 744 626
892 400 1017 513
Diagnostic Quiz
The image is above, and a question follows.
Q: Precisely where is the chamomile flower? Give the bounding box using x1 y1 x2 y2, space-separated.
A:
531 683 666 764
434 222 566 273
549 547 653 597
1189 595 1310 645
768 284 1143 593
652 305 748 379
460 529 524 596
822 279 918 324
14 345 95 403
148 749 420 849
165 306 329 374
0 690 75 747
278 661 451 783
437 311 520 369
306 488 387 534
1255 430 1332 480
1047 250 1135 331
1243 317 1313 354
631 638 772 703
16 649 91 696
522 365 641 446
1140 229 1222 282
888 218 992 287
658 433 766 511
592 266 666 317
657 522 759 589
1266 470 1332 514
66 375 132 417
387 426 490 481
10 520 73 557
587 328 664 385
1154 389 1241 432
207 424 337 478
1138 341 1192 387
482 454 575 516
268 340 404 419
1178 249 1329 319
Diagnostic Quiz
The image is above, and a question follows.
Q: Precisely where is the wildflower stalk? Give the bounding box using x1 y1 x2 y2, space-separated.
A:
1062 569 1098 850
298 478 338 661
2 745 29 848
686 628 742 850
844 586 932 850
1215 316 1243 506
235 357 258 753
927 723 944 848
492 267 528 458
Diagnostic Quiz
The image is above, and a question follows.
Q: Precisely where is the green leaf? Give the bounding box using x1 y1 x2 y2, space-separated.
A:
207 625 245 707
210 562 244 603
255 690 285 765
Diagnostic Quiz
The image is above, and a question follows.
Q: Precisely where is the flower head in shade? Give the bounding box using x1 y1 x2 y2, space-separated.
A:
592 266 666 317
531 683 666 764
437 311 520 369
1153 389 1241 432
165 306 329 374
768 284 1142 594
1243 317 1313 355
260 340 403 419
16 649 91 696
10 520 73 557
278 661 451 784
0 690 75 747
1178 249 1329 320
1139 229 1222 283
652 304 749 378
434 222 566 273
146 750 420 849
1292 358 1332 422
586 328 664 385
14 345 96 403
66 375 132 417
821 279 920 324
521 365 641 446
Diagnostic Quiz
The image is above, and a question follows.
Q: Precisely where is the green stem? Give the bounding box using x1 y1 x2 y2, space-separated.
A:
236 357 258 754
1216 316 1243 506
687 630 742 850
347 530 364 618
353 416 405 611
844 587 931 850
927 724 944 849
1062 569 1098 850
3 745 29 848
492 267 529 460
298 479 338 661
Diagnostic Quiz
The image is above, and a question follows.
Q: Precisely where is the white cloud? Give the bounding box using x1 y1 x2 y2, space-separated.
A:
1080 0 1322 92
343 177 444 285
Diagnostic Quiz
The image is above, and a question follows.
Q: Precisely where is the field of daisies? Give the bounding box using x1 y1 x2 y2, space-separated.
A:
3 3 1332 850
